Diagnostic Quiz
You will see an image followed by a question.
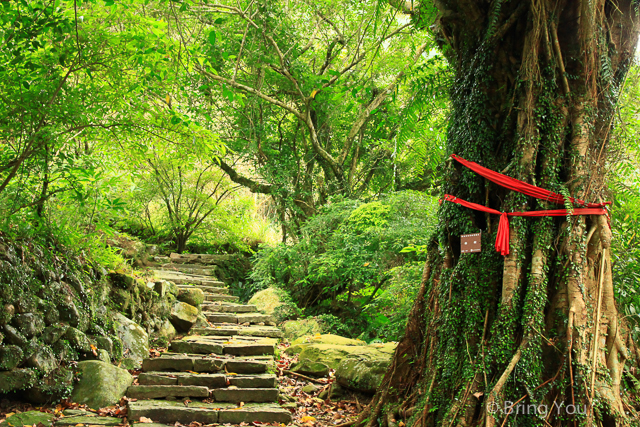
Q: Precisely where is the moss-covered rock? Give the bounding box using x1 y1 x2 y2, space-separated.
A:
94 336 113 355
0 410 55 427
26 366 75 404
26 345 57 373
52 339 79 361
42 303 60 326
42 324 69 345
290 333 366 347
57 300 81 327
170 302 198 332
111 288 132 313
248 287 283 315
3 324 27 346
281 318 323 341
335 352 392 394
291 360 330 377
0 345 23 370
0 368 36 393
177 288 205 306
71 361 133 409
156 319 177 341
12 313 45 338
65 327 92 352
285 334 396 378
113 313 149 369
1 303 15 326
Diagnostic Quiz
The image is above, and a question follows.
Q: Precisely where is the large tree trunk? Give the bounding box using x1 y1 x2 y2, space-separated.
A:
358 2 640 426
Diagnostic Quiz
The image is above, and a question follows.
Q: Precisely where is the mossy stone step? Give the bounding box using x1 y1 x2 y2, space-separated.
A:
142 356 271 374
211 388 279 403
127 385 209 399
192 326 283 338
205 313 275 325
177 284 229 294
180 335 278 344
205 294 239 302
159 264 217 276
128 401 292 424
138 372 277 388
127 385 278 402
201 303 258 313
139 372 226 387
170 339 275 356
152 270 223 286
56 415 122 426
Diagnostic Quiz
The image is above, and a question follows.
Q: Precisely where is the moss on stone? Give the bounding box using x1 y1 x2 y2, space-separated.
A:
71 361 133 409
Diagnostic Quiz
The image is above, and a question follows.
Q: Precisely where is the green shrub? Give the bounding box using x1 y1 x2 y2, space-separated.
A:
250 190 437 340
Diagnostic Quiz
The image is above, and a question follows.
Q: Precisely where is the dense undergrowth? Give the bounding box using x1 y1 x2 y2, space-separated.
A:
250 191 438 341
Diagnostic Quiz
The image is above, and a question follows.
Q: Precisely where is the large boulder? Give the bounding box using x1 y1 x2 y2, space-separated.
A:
177 288 205 306
291 360 330 377
170 302 198 332
290 333 365 347
335 352 393 394
156 319 177 341
285 333 397 393
248 287 283 315
281 318 323 341
71 361 133 409
113 313 149 369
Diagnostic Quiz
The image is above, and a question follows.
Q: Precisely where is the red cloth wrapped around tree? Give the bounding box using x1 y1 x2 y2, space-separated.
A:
443 155 609 256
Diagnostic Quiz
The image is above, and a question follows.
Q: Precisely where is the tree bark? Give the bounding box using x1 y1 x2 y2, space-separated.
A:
358 1 640 426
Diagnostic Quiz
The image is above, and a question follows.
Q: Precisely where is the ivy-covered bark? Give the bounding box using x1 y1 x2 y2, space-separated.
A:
358 1 640 426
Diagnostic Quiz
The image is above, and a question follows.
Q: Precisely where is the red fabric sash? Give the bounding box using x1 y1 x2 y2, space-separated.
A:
443 155 610 256
450 154 610 208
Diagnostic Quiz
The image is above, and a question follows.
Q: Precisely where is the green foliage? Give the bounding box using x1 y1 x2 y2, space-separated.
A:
251 190 438 340
361 261 425 342
609 65 640 341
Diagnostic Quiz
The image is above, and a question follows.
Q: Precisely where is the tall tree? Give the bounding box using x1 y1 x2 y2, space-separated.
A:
163 0 449 236
359 2 640 427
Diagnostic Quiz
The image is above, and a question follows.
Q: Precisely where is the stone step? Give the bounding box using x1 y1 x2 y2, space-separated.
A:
56 415 122 426
138 372 277 388
160 265 217 276
206 294 239 302
170 337 275 356
152 270 224 286
178 284 229 294
126 385 278 402
167 253 236 265
192 326 283 339
127 385 209 399
128 400 292 424
205 313 275 325
202 303 258 313
141 355 272 374
212 388 279 403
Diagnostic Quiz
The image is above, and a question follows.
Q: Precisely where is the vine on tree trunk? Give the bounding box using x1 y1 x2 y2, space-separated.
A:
357 1 640 426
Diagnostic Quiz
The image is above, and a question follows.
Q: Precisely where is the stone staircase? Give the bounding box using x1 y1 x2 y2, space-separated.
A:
126 255 292 425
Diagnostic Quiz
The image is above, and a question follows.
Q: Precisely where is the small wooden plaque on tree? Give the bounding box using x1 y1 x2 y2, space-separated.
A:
461 232 481 253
